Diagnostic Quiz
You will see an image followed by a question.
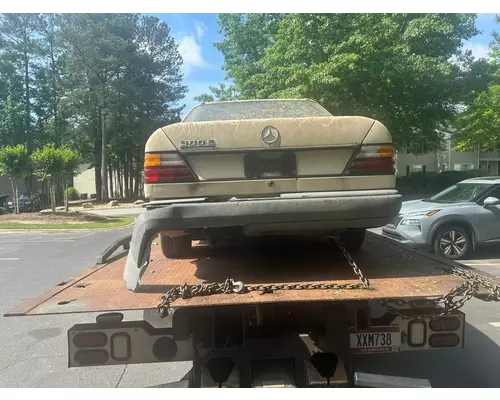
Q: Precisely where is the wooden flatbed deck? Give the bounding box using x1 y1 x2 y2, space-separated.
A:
6 233 497 317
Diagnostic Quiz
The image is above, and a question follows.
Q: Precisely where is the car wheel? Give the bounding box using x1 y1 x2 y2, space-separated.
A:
433 226 471 260
160 233 192 259
338 228 366 254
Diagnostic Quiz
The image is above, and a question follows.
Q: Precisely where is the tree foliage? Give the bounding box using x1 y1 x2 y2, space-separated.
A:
31 144 81 213
0 13 186 202
455 16 500 151
0 144 30 213
194 83 239 103
204 13 485 150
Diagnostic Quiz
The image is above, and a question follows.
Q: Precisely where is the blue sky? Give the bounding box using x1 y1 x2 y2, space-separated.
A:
151 13 499 117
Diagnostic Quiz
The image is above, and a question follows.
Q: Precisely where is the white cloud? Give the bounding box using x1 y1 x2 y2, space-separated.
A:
195 20 206 39
176 20 210 78
464 41 491 60
178 35 209 76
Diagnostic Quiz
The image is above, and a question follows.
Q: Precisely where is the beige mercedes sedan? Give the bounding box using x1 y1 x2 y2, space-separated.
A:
143 99 402 258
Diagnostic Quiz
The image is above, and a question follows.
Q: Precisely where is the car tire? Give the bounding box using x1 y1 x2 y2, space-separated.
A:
160 233 192 259
433 225 471 260
339 228 366 254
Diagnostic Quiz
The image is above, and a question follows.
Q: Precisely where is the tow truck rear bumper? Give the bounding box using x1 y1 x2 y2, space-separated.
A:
124 190 401 290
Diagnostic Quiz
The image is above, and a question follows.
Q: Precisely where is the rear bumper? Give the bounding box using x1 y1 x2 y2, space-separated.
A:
124 190 402 290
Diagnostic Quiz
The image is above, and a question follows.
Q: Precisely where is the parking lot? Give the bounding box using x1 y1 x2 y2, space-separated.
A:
0 228 500 387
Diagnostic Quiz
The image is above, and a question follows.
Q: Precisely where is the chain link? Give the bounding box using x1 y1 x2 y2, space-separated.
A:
157 237 500 319
379 265 500 319
157 236 370 317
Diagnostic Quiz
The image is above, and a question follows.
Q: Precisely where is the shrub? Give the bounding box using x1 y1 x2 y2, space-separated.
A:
0 206 7 214
396 170 484 197
65 187 81 201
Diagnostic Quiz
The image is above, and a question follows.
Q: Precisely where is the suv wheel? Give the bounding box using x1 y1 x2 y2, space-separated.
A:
160 233 192 259
433 225 471 260
339 228 366 254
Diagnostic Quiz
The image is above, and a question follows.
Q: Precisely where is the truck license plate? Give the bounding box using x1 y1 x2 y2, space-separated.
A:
349 326 401 354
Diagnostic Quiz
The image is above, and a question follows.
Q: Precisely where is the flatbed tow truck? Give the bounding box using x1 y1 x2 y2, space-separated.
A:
5 224 500 388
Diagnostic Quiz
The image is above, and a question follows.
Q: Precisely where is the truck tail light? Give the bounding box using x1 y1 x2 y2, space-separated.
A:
73 332 108 348
428 333 460 348
74 349 109 365
408 320 427 347
110 333 131 361
346 144 395 176
429 317 461 332
144 152 196 183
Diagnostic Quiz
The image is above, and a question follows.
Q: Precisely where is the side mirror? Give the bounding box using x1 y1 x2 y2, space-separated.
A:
483 197 500 207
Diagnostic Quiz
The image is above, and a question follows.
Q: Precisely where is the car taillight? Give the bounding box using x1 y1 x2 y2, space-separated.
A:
346 144 395 175
144 152 196 183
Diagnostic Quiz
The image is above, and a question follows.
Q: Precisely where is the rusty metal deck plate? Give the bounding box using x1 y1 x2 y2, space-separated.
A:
6 234 494 317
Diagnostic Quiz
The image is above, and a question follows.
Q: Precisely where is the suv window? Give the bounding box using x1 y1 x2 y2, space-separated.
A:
482 185 500 202
428 183 492 203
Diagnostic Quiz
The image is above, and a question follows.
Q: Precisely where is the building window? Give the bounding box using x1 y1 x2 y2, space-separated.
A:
409 165 424 173
453 163 474 171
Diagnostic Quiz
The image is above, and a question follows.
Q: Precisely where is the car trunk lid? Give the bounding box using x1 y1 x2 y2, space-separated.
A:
159 116 376 181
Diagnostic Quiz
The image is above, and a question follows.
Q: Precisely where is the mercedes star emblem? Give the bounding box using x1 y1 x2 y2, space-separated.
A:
260 126 280 145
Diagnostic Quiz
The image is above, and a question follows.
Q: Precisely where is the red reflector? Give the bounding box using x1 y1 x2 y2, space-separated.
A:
429 317 461 332
346 157 395 175
74 349 109 365
144 166 196 183
73 332 108 348
428 333 460 348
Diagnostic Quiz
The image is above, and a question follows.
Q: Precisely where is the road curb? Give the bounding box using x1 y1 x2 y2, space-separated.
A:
0 218 136 233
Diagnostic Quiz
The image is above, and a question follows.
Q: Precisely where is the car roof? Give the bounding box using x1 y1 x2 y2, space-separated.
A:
460 176 500 184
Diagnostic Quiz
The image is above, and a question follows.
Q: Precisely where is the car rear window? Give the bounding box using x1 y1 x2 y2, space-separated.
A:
183 100 332 122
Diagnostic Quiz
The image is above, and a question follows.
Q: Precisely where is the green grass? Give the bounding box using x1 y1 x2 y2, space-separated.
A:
0 216 134 230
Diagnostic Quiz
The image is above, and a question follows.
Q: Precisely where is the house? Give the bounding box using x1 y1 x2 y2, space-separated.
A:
395 131 500 177
73 163 98 199
0 175 38 200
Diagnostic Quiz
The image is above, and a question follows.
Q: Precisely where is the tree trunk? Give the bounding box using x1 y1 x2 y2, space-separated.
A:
15 180 20 214
128 154 134 199
40 180 48 208
10 178 18 214
114 162 119 199
50 178 56 214
23 44 31 155
124 155 129 198
134 147 141 197
94 131 102 202
95 166 102 202
117 161 123 198
108 163 114 199
100 102 109 201
64 180 69 212
49 38 60 147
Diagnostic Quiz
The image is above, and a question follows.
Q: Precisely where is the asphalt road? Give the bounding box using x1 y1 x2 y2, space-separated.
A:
0 228 499 387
